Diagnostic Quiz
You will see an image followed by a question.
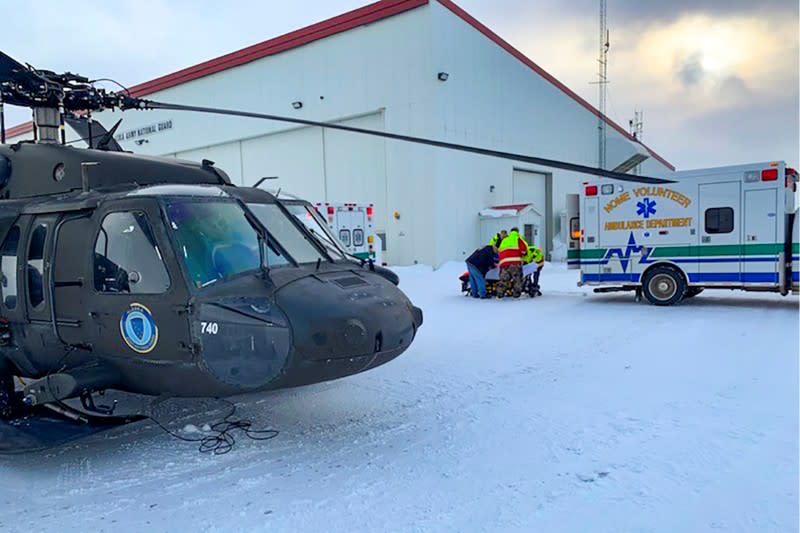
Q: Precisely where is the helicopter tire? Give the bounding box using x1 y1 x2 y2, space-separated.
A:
0 362 18 421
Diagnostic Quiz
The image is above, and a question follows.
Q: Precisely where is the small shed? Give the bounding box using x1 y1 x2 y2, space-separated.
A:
479 204 543 249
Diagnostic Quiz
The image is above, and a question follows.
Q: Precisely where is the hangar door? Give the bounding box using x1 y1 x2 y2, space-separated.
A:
512 169 547 248
239 112 387 234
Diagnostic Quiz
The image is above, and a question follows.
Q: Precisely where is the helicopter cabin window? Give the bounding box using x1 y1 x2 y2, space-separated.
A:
27 224 48 309
247 204 327 264
164 200 267 288
1 226 20 310
94 212 170 294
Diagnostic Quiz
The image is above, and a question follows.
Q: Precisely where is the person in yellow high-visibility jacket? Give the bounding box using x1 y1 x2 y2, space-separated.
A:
489 230 507 248
496 228 527 298
521 237 544 293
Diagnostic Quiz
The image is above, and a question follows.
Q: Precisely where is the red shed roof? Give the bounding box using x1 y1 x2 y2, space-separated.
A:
3 0 673 170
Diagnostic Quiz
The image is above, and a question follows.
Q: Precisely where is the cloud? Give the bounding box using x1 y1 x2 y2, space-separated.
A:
552 0 798 23
675 52 705 87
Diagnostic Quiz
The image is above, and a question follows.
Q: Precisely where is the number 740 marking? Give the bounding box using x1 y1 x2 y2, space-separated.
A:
200 322 219 335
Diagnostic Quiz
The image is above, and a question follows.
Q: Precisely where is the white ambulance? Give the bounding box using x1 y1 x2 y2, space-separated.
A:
568 161 799 305
315 202 381 263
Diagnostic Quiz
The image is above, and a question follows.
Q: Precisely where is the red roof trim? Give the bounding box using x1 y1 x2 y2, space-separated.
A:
127 0 428 97
436 0 674 171
4 121 33 138
3 0 428 141
4 0 673 171
491 203 532 212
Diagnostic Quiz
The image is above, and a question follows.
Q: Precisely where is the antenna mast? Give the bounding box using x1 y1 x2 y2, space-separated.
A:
597 0 610 169
629 109 644 174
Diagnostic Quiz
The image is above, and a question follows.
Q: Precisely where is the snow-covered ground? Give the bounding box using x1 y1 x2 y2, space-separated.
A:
1 263 798 532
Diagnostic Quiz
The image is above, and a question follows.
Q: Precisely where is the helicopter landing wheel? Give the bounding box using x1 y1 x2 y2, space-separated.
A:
0 366 18 421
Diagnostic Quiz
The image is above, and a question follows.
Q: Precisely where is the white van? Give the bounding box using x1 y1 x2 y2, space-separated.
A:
568 162 799 305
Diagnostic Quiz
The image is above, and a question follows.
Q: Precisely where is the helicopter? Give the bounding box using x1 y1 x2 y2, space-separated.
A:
0 50 669 452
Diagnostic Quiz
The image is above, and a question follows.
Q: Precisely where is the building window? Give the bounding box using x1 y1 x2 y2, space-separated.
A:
27 224 48 309
705 207 734 234
1 226 20 310
94 212 170 294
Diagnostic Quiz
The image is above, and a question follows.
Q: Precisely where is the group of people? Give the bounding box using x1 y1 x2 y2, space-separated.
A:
465 228 544 299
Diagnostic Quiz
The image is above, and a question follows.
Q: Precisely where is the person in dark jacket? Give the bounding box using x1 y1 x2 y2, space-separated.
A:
466 245 498 298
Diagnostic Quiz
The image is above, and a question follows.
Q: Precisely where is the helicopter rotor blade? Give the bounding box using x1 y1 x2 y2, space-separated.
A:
143 100 673 184
0 50 46 107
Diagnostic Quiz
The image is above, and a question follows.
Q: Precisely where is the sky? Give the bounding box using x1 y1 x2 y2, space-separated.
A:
1 0 797 170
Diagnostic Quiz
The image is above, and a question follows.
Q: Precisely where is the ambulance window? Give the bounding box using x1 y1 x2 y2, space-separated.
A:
353 229 364 247
569 217 580 240
94 212 170 294
1 226 20 310
705 207 734 234
339 229 351 247
27 224 48 309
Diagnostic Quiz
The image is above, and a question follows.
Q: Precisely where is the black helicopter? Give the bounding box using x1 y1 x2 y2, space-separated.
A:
0 50 668 452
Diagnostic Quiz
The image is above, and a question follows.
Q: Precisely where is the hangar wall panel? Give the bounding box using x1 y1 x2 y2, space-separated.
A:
241 126 326 200
175 142 243 184
323 112 388 234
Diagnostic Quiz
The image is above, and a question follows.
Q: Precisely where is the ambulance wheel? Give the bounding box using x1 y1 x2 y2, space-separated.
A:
642 266 686 306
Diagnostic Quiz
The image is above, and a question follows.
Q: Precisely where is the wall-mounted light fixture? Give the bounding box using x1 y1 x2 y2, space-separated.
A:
292 101 303 109
437 72 449 82
489 185 495 193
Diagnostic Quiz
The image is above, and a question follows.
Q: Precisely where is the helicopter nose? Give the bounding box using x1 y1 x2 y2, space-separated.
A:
275 271 421 383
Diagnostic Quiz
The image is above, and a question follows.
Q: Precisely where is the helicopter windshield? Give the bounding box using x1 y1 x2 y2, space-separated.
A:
281 203 347 260
164 199 290 288
247 203 329 264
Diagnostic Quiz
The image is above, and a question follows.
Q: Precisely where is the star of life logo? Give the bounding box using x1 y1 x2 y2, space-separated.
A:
636 197 657 219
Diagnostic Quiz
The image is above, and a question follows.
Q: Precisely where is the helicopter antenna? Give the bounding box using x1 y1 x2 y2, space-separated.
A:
0 92 5 144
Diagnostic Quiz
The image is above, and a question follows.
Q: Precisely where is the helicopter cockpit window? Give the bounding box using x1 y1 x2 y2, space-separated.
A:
93 212 170 294
27 224 48 309
247 204 327 264
282 204 346 260
164 200 267 288
1 226 20 310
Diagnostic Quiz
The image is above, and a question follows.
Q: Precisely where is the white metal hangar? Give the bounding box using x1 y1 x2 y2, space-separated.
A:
5 0 674 266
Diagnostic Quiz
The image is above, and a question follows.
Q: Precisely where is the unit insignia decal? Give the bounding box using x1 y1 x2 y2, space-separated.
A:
120 303 159 354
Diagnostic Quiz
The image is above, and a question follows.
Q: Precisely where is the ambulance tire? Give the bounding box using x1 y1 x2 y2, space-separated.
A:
642 266 686 306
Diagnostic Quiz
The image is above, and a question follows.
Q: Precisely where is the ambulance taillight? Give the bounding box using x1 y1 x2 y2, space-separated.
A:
761 168 778 181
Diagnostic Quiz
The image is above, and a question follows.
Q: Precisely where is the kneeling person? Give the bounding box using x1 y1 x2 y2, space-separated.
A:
497 228 527 298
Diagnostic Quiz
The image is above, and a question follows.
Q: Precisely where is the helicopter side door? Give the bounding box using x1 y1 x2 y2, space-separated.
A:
54 199 194 373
